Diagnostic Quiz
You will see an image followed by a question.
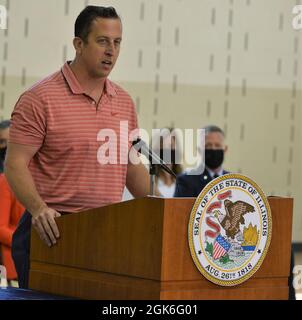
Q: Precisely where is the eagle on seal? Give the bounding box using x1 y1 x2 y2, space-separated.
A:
214 199 255 239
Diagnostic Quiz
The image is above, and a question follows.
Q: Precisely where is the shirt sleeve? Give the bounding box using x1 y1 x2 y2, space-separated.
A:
9 91 46 148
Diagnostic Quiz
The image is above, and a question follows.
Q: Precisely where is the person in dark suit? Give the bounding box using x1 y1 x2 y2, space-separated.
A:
174 125 228 197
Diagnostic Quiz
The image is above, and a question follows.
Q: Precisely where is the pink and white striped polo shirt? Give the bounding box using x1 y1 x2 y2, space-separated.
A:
9 62 138 213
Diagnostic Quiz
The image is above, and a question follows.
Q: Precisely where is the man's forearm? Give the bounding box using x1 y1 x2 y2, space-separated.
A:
4 163 46 217
126 161 161 197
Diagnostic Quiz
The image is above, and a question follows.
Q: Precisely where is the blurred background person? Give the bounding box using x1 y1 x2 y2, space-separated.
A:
174 125 229 197
0 120 10 174
152 127 183 197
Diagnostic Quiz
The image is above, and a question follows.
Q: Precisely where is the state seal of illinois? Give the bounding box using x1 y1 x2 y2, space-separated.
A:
188 174 272 286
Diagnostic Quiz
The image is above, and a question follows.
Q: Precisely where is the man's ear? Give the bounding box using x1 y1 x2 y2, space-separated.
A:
73 37 84 55
224 145 228 154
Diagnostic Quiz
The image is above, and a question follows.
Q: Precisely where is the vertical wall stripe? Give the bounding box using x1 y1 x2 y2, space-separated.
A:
24 18 29 38
272 146 277 163
154 74 159 92
225 78 230 96
138 49 143 68
157 27 161 45
174 27 179 46
211 8 216 25
278 13 284 31
3 42 8 61
206 100 211 117
277 58 282 75
274 103 279 120
242 79 247 96
228 9 233 27
153 98 158 115
1 67 6 86
209 54 214 72
226 55 231 73
227 32 232 50
156 50 161 69
64 0 69 16
224 101 229 118
140 2 145 21
244 33 249 51
240 124 245 141
0 92 4 111
21 67 26 87
158 4 163 22
172 75 178 93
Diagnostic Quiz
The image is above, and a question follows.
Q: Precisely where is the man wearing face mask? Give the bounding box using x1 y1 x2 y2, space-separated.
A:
174 125 229 197
0 120 10 174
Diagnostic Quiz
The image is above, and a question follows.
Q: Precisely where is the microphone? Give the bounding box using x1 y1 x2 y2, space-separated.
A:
132 138 176 178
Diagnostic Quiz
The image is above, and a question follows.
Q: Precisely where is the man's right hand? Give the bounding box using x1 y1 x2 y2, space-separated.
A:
31 207 61 247
4 143 62 247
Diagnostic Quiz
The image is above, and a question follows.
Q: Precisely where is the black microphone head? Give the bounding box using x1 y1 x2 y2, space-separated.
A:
132 137 141 147
131 137 176 178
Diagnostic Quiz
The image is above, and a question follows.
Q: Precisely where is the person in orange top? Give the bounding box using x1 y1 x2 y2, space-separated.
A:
0 174 24 281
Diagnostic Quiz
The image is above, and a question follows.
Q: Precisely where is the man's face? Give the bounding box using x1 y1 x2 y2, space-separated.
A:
0 127 9 149
79 18 122 78
205 132 226 151
202 131 227 170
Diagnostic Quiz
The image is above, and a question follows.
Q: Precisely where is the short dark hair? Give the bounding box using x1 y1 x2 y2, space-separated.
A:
75 6 120 43
203 125 225 137
0 120 10 130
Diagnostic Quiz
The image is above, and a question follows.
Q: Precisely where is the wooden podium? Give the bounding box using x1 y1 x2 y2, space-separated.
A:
29 197 293 300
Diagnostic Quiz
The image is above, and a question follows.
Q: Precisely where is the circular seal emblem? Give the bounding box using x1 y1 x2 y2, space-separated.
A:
188 174 272 286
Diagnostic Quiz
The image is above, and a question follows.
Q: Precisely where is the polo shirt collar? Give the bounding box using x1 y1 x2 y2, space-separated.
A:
61 61 117 97
62 62 84 95
104 78 117 97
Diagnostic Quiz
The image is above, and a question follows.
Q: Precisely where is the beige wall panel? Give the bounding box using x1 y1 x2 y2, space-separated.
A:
0 0 301 241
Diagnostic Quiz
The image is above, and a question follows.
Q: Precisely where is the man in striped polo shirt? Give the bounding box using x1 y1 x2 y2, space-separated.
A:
4 6 153 288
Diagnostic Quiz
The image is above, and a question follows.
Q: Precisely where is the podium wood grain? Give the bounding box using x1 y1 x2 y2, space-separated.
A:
29 197 293 300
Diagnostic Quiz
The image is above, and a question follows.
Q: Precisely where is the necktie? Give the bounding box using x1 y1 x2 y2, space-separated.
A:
213 174 219 179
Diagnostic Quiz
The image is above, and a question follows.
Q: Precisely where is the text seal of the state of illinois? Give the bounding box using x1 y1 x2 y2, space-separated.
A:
188 174 272 286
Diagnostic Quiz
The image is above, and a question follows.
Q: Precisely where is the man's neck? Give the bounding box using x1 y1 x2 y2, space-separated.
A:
69 60 106 97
